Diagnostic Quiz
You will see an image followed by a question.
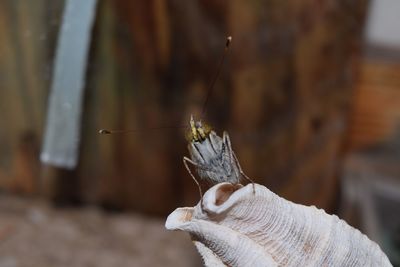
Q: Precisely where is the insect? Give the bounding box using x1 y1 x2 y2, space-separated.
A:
183 115 255 209
99 36 255 209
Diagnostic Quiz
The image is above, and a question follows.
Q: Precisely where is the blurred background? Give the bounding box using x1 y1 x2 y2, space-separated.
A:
0 0 399 266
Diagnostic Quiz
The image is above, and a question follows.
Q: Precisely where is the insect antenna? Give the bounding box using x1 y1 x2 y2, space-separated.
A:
99 36 232 136
200 36 232 119
99 125 186 135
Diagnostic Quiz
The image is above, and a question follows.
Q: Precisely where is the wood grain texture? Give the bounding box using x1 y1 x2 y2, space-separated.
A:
0 0 368 215
347 60 400 150
0 0 64 193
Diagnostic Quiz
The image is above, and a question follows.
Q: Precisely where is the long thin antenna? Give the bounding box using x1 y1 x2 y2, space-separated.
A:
99 125 186 135
201 36 232 117
99 36 232 136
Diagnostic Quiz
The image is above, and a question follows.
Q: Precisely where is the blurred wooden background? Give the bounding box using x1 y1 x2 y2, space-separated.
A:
347 59 400 150
0 0 369 215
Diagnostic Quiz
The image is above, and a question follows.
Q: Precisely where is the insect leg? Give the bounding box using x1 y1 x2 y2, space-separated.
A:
183 156 205 210
232 151 256 194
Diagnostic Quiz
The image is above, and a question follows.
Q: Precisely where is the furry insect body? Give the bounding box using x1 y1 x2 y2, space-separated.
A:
189 134 240 184
183 116 254 209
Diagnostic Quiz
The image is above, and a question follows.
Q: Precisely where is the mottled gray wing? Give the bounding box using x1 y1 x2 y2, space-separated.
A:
221 131 234 175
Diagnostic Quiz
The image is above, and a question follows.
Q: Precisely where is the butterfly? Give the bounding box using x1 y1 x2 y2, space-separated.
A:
100 36 255 210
